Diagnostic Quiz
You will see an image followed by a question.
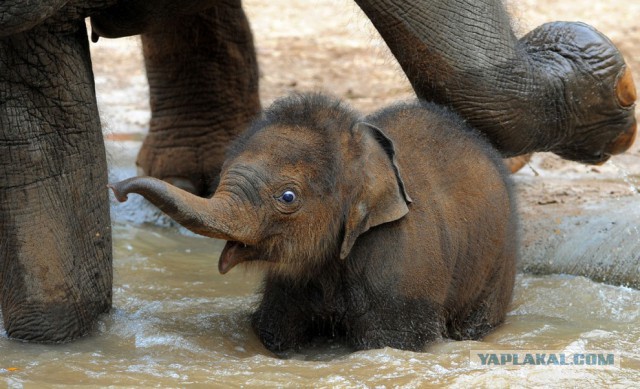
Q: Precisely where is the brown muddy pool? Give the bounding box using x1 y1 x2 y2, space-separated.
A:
1 223 639 387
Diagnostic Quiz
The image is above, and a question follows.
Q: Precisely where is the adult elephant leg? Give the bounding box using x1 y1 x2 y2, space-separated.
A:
0 22 112 342
137 1 260 195
355 0 637 164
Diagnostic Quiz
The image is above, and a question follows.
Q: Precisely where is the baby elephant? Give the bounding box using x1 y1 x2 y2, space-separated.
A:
110 93 518 353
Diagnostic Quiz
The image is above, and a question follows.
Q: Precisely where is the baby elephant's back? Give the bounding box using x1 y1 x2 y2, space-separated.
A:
365 101 517 336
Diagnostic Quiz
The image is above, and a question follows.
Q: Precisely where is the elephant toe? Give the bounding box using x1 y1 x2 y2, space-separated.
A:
3 301 109 343
522 21 637 163
616 67 637 108
605 120 637 157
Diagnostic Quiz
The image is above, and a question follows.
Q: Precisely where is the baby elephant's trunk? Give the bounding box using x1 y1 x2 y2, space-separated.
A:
109 176 239 241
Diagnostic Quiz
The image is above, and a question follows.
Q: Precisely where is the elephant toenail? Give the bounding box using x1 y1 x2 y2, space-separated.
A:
616 67 637 108
606 121 637 156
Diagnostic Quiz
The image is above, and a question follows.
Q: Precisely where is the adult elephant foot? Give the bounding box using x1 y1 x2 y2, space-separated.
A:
518 22 637 163
138 3 260 196
356 0 636 164
0 21 112 342
94 1 261 196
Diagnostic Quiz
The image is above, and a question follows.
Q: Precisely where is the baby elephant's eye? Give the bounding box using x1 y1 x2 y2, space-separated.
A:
278 190 297 204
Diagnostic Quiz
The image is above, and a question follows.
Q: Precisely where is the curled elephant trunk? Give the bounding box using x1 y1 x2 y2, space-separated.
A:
109 177 242 242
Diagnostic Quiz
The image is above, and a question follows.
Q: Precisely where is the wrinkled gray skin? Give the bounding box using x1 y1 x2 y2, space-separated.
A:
0 0 636 343
0 1 116 343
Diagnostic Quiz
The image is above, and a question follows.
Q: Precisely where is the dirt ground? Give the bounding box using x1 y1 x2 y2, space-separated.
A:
90 0 640 223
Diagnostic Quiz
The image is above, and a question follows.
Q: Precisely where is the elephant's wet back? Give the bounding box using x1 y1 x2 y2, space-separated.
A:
0 223 638 385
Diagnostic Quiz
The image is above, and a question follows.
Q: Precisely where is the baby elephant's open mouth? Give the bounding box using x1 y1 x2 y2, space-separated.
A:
219 241 257 274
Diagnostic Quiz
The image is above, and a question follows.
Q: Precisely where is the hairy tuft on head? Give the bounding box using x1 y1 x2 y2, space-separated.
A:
227 92 361 160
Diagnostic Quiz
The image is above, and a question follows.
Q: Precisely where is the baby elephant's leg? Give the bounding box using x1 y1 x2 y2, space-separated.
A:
251 281 314 354
346 299 444 351
447 276 515 341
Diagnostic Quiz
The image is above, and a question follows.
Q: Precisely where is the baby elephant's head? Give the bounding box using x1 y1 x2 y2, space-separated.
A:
110 94 410 278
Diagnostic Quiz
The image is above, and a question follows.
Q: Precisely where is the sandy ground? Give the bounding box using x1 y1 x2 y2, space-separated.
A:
91 0 640 240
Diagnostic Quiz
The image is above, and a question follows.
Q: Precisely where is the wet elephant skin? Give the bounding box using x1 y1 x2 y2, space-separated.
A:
1 0 636 343
0 5 114 342
110 93 518 353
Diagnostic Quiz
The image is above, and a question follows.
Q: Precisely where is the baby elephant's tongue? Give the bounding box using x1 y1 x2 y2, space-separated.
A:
218 241 252 274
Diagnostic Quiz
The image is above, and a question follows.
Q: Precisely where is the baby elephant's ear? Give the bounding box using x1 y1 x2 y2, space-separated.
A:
340 122 413 259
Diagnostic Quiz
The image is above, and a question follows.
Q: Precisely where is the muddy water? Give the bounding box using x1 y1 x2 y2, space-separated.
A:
1 224 638 387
